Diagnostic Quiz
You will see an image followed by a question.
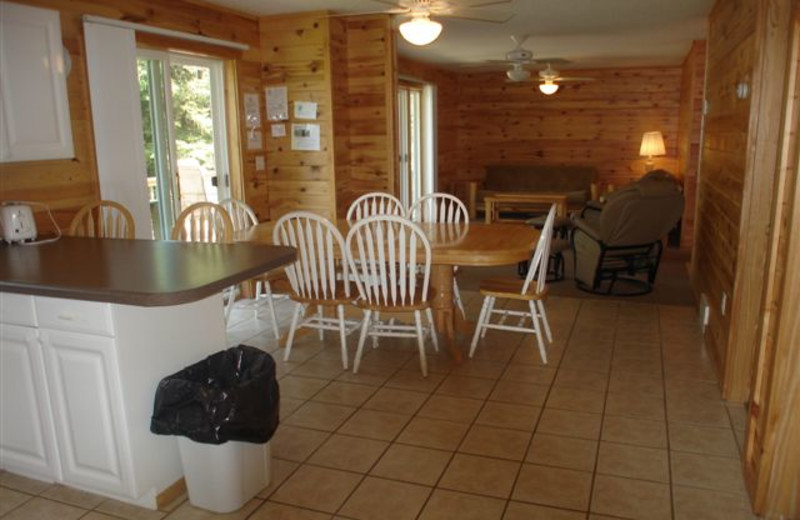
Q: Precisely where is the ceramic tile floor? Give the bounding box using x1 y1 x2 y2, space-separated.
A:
0 292 758 520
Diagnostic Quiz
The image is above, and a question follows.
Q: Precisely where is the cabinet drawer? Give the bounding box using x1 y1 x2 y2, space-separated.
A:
35 298 114 337
0 293 37 327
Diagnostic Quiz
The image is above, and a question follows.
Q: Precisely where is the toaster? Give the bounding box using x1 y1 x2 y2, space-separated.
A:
0 203 38 242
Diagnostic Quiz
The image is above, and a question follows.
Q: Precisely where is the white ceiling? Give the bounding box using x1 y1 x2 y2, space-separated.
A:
208 0 714 70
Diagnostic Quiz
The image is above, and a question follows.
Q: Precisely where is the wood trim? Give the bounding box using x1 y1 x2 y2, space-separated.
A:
156 477 187 510
724 0 793 402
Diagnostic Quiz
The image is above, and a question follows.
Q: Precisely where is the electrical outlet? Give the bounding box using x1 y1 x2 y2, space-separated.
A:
699 294 710 329
721 292 728 316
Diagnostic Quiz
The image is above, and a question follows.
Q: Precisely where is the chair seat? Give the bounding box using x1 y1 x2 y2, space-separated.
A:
479 277 549 301
551 238 570 253
355 286 434 312
526 215 573 230
288 281 355 305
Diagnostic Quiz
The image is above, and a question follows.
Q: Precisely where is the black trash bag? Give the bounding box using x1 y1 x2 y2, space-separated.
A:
150 345 279 445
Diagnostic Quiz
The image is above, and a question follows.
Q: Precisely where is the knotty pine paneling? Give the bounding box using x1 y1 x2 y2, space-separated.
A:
334 15 396 217
691 0 758 377
260 12 338 220
677 40 706 250
398 57 460 191
454 67 682 190
0 0 261 231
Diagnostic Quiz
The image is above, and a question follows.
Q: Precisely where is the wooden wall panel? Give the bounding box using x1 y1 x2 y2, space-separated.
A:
677 40 707 249
259 12 337 220
397 58 460 191
691 0 758 381
334 16 396 217
454 67 682 190
0 0 261 231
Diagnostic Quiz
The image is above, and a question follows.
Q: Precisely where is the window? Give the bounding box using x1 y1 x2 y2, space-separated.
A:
398 81 436 208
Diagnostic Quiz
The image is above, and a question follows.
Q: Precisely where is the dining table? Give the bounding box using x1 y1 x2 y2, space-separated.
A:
236 219 540 363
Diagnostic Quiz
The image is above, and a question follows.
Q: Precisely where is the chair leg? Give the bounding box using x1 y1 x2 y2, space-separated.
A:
337 304 348 370
284 303 305 362
353 310 372 374
425 307 438 352
371 311 381 349
469 297 490 358
528 301 548 364
453 277 466 320
264 281 280 340
224 285 236 323
317 305 324 340
413 310 428 377
536 300 553 343
254 280 264 320
481 297 496 339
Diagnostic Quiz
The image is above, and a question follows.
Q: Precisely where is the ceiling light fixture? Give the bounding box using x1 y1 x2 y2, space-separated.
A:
539 81 559 95
506 67 531 82
399 15 443 46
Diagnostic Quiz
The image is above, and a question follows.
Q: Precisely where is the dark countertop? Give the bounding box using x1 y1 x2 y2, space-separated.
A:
0 237 296 307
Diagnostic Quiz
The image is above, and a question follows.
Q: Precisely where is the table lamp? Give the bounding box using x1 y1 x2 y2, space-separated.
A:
640 131 666 171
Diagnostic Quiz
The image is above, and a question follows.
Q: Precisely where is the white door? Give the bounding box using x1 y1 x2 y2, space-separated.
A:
398 81 436 208
0 324 61 481
40 329 134 497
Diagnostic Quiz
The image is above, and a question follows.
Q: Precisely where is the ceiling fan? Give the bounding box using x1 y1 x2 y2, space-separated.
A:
348 0 515 46
486 35 569 82
535 63 596 95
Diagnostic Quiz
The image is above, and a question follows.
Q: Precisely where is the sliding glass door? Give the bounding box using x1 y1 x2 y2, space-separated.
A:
137 51 230 239
398 81 436 208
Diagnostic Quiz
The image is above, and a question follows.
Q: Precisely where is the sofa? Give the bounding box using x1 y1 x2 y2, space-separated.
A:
460 164 598 220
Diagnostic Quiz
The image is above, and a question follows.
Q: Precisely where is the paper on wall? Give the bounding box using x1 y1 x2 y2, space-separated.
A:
265 85 288 121
294 101 318 120
291 124 320 151
271 124 286 138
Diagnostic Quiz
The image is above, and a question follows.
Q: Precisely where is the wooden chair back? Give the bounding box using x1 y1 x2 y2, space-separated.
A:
345 215 431 308
170 202 233 243
408 192 469 224
68 200 135 239
346 192 405 223
219 198 258 231
272 212 349 301
521 204 556 296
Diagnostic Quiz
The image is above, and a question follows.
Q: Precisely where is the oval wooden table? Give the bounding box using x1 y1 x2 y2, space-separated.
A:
237 219 540 363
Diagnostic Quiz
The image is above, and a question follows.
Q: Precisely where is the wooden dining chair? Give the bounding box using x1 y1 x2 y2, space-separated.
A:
469 204 557 364
346 192 405 223
219 198 282 336
68 200 135 239
408 192 469 319
273 211 360 369
345 215 438 377
170 202 233 243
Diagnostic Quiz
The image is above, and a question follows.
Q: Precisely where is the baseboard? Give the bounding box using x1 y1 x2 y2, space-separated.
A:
156 477 187 510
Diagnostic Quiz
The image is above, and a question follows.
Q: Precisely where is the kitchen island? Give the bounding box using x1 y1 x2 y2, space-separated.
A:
0 237 295 509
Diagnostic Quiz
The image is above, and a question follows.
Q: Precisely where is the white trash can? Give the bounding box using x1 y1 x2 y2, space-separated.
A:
178 437 270 513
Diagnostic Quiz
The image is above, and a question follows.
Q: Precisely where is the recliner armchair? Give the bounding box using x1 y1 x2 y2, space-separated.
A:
571 170 684 295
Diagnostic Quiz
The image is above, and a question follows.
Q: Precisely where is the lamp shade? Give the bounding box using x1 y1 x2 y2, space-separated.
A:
640 131 666 157
539 81 559 95
399 16 442 46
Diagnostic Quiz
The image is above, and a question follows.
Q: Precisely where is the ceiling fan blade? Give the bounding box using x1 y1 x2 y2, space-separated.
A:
459 0 513 7
369 0 410 8
531 58 571 66
554 76 596 82
435 7 514 23
328 8 409 17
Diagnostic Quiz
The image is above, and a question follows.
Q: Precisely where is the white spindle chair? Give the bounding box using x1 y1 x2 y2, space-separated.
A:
68 200 135 239
408 192 469 319
170 202 233 243
219 198 283 336
468 204 557 363
346 192 405 223
345 215 438 377
273 211 360 369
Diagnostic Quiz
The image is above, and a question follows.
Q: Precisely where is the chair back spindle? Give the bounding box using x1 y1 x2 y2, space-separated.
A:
346 215 431 308
171 202 233 243
408 193 469 224
346 192 405 223
521 204 557 296
68 200 135 239
273 212 349 302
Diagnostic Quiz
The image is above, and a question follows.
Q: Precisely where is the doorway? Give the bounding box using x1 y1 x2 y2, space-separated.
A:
397 80 436 208
137 51 230 239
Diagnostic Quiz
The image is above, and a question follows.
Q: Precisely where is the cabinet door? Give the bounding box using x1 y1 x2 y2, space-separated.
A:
0 2 74 162
0 324 60 481
40 329 134 497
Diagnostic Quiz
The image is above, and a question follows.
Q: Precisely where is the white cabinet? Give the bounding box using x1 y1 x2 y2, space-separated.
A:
0 1 74 162
0 292 227 509
39 329 134 497
0 323 61 482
